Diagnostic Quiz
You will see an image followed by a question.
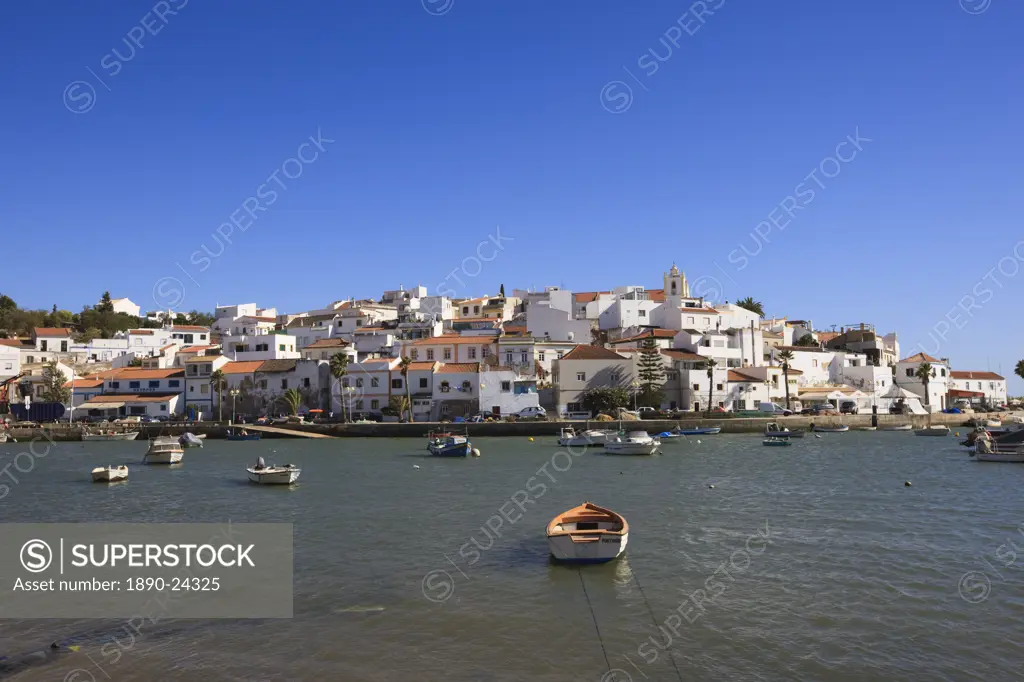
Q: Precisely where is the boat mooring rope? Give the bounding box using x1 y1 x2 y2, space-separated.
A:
576 568 612 674
629 570 684 682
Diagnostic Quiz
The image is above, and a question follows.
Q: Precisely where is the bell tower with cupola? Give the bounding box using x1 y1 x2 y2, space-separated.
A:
663 263 689 303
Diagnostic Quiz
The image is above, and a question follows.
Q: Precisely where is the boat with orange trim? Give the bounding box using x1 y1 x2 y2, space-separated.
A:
546 502 628 564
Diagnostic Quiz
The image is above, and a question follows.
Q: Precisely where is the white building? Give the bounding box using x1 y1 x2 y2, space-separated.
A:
949 370 1007 407
552 345 633 416
401 335 496 364
109 297 141 318
222 331 299 362
302 338 357 363
526 289 593 342
0 341 22 382
895 352 951 411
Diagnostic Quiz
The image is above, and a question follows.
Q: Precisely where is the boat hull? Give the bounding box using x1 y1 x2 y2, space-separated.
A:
974 452 1024 462
603 443 658 455
762 439 791 447
674 427 721 435
82 432 140 441
882 425 913 431
547 532 628 563
812 427 850 433
143 452 183 464
247 467 301 484
226 434 262 441
91 467 128 482
558 430 610 447
428 443 471 457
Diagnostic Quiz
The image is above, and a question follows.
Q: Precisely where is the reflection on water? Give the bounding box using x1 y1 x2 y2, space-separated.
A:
0 434 1022 681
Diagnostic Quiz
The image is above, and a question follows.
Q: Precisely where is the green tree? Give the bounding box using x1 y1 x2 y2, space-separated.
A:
735 297 765 318
793 334 817 347
329 352 350 422
636 337 665 407
1015 360 1024 383
388 394 410 420
398 356 414 423
75 327 102 343
186 310 217 327
915 362 933 406
40 362 71 404
705 358 718 416
97 292 114 314
777 349 794 410
581 387 631 416
210 369 226 422
279 388 303 416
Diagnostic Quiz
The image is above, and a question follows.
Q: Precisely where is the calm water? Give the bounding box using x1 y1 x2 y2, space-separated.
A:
1 432 1023 681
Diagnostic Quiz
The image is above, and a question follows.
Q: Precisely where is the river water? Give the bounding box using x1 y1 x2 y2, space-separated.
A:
0 432 1022 681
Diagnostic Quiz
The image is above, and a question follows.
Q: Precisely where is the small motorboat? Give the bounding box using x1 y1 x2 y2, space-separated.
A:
764 422 804 438
859 426 878 431
547 502 628 564
428 433 472 457
972 434 1024 462
91 465 128 482
82 430 140 441
882 424 913 431
810 424 850 433
604 431 660 455
762 437 792 447
179 432 204 448
915 425 950 437
247 456 301 484
558 427 611 447
143 437 184 464
226 428 261 441
0 432 9 443
671 426 721 436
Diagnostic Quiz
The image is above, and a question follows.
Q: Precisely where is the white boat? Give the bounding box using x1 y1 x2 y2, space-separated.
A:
546 502 628 564
604 431 660 455
985 419 1002 428
914 425 950 437
247 457 301 484
764 422 804 438
557 427 611 447
91 465 128 482
82 430 140 441
143 437 184 464
882 424 913 431
427 433 472 457
859 426 878 431
762 437 792 447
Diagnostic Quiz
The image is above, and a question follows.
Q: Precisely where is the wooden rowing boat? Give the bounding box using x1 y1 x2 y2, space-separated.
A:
546 502 628 564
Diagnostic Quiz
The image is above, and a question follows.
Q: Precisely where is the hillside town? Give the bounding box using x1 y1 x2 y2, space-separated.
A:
0 264 1013 422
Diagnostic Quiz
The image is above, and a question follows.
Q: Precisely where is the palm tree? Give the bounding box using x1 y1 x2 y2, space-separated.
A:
1015 359 1024 383
915 362 933 407
280 388 303 416
398 356 414 423
705 358 718 416
777 349 794 410
329 352 350 422
210 369 225 422
734 297 765 318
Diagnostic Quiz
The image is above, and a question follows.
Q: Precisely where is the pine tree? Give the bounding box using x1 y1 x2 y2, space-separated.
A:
97 292 114 313
636 337 665 408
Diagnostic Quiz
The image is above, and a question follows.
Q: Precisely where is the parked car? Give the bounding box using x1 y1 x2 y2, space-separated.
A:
637 406 657 418
516 406 547 421
758 402 793 416
839 400 859 415
139 416 160 423
809 403 839 416
115 416 142 424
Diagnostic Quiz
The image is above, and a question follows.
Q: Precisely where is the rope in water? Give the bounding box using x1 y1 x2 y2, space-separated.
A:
576 568 612 674
630 570 684 682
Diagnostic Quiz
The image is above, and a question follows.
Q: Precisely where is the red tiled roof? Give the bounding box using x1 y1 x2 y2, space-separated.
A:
408 335 495 346
901 352 941 363
728 370 760 382
176 345 217 354
305 338 350 348
34 327 72 337
0 339 25 348
169 325 209 332
436 363 480 373
221 361 264 374
661 349 707 362
129 329 154 335
647 289 665 302
681 307 719 314
63 378 104 389
403 361 437 371
107 368 184 379
82 393 179 404
559 345 625 361
950 370 1004 380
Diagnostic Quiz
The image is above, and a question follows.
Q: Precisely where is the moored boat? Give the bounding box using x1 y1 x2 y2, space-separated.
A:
546 502 628 564
143 437 184 464
604 431 659 455
670 426 721 436
82 429 140 441
247 456 301 484
810 424 850 433
226 428 261 441
972 435 1024 462
914 425 950 437
859 426 878 431
91 465 128 482
558 427 612 447
882 424 913 431
764 422 804 438
762 437 792 447
428 433 472 457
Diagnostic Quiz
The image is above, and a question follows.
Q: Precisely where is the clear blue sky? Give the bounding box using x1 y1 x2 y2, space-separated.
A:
2 1 1022 390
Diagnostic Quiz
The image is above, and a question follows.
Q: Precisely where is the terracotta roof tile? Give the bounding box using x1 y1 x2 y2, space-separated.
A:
256 359 298 373
107 368 184 379
34 327 73 337
436 363 480 373
661 349 706 362
0 339 25 348
169 325 210 332
403 361 437 371
128 329 154 335
900 352 942 363
221 361 264 374
728 370 760 382
559 345 626 361
950 370 1004 380
62 378 105 389
305 338 350 348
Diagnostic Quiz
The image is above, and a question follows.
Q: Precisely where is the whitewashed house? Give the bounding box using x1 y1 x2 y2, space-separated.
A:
109 297 141 317
895 352 951 411
949 370 1007 407
478 364 540 417
431 363 481 419
526 289 592 342
402 335 496 364
302 338 356 363
552 345 633 416
0 342 21 382
222 331 299 362
341 358 398 416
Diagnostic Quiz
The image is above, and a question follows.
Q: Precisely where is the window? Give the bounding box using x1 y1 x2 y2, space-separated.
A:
371 399 379 410
281 379 287 389
135 338 143 346
411 349 419 360
26 356 34 364
441 403 450 415
160 404 167 412
3 363 10 371
638 310 646 318
148 380 160 388
481 346 490 357
610 370 621 382
666 370 678 380
419 378 428 389
506 352 514 365
693 383 700 391
521 352 528 364
906 368 914 377
468 347 477 359
303 377 310 388
342 377 349 387
474 306 480 314
941 368 946 377
440 381 450 393
371 377 379 388
538 351 545 362
169 380 180 388
392 379 403 389
462 381 471 392
201 384 209 394
716 384 724 391
129 381 140 389
356 378 364 388
356 400 364 409
501 381 511 392
427 349 435 361
258 380 268 389
462 307 469 315
577 372 586 381
556 351 564 359
812 360 818 368
61 341 68 352
443 349 452 360
111 381 120 389
40 341 47 351
279 344 286 351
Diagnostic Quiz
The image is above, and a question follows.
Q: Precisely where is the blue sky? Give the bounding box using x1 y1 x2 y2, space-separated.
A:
2 1 1022 390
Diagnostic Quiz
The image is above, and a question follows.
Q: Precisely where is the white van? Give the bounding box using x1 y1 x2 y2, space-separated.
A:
758 402 793 416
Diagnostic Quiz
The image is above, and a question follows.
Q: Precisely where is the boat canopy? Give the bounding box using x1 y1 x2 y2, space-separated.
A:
880 385 920 400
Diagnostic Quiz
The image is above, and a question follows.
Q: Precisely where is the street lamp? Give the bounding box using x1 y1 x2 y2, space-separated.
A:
230 389 240 424
344 387 356 422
